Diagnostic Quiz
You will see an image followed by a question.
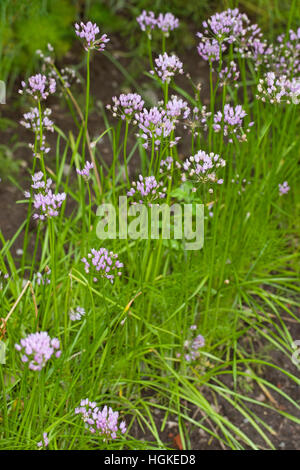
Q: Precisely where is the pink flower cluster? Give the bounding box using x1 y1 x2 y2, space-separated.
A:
197 35 226 62
257 72 300 104
151 53 184 83
25 172 66 221
135 106 178 150
37 433 49 448
75 21 110 51
76 161 94 179
181 150 226 188
166 95 190 120
20 107 54 133
19 74 56 101
81 248 123 284
279 181 290 196
127 175 166 205
137 11 179 36
69 307 86 321
15 331 61 371
177 326 205 362
213 104 254 142
75 399 126 440
202 8 249 44
107 93 145 121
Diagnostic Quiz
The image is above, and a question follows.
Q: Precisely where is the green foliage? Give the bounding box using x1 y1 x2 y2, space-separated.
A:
0 0 75 92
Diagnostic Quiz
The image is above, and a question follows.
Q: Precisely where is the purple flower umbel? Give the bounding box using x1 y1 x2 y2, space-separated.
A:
213 104 254 142
37 432 49 449
19 74 56 101
75 399 127 441
81 248 123 284
127 175 167 205
181 150 226 188
76 161 94 179
151 53 184 84
107 93 145 121
25 172 66 221
15 332 61 371
279 181 290 196
75 21 110 51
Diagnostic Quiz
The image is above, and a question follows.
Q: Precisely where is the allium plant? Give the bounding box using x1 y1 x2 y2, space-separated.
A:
20 107 54 133
213 104 254 142
151 53 184 83
127 175 167 205
69 307 86 321
219 61 240 87
81 248 123 284
20 107 54 154
136 11 179 37
75 399 126 441
75 21 110 51
135 106 178 150
19 74 56 101
177 326 205 362
257 72 300 104
136 10 157 36
166 95 190 120
25 172 66 221
76 161 94 179
181 151 226 189
156 13 179 36
37 433 49 449
15 332 61 371
197 35 226 63
202 8 248 44
279 181 290 196
107 93 145 121
183 106 211 135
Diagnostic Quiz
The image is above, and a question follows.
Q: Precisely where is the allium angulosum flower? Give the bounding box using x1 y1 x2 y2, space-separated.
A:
15 332 61 371
76 161 94 179
135 106 179 150
81 248 123 284
37 433 49 449
279 181 290 196
177 326 205 362
127 175 167 205
156 13 179 35
25 172 66 221
136 10 156 36
107 93 144 121
75 21 110 51
20 107 54 154
19 74 56 101
137 11 179 38
181 150 226 188
75 399 126 440
69 307 86 321
257 72 300 104
213 104 254 142
202 8 250 44
197 35 226 62
20 107 54 133
166 95 190 120
151 53 183 83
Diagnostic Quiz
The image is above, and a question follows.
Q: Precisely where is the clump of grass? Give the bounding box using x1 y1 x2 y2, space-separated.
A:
0 4 299 450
